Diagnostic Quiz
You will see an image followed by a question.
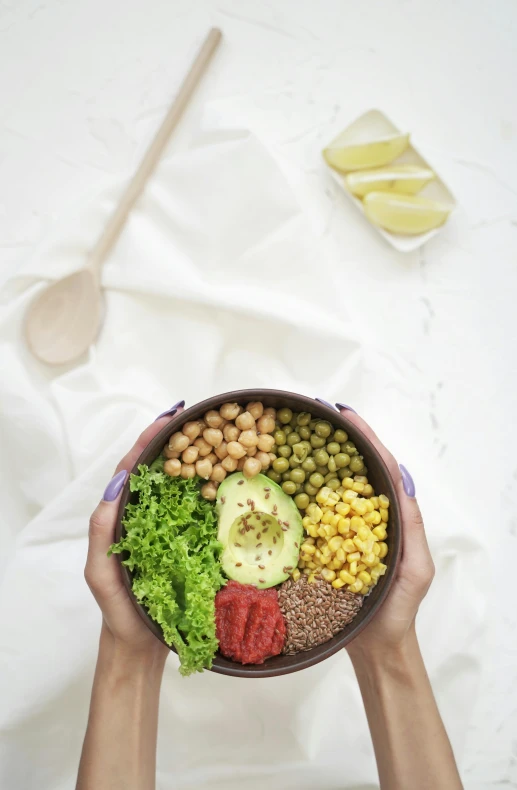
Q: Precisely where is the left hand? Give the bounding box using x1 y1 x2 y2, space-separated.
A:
84 404 184 658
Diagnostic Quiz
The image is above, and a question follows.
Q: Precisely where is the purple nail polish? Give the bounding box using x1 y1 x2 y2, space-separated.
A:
399 464 416 498
155 400 184 421
315 398 336 410
335 402 357 413
103 470 128 502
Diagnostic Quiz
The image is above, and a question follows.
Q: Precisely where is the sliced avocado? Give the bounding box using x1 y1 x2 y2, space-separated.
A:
216 472 303 589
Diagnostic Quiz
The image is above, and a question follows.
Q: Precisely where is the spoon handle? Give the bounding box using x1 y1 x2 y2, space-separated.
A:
87 27 222 276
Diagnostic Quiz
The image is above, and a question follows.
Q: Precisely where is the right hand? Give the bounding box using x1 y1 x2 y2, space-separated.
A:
335 407 435 655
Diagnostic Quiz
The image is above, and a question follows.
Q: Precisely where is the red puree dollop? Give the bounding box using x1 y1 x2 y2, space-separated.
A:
215 580 286 664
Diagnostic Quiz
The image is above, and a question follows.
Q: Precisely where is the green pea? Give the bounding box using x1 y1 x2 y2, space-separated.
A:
326 442 341 455
309 472 324 488
324 471 337 483
310 434 326 449
283 425 293 437
316 465 328 476
274 429 286 445
302 457 317 473
297 412 311 426
333 429 348 443
304 482 318 496
298 425 311 440
287 432 301 447
350 456 365 473
292 443 308 462
282 480 297 495
290 468 306 484
267 469 282 484
343 441 358 456
327 455 337 473
338 467 352 479
309 420 318 430
289 455 303 468
273 457 289 474
335 452 351 469
327 478 341 491
315 421 332 438
282 471 291 481
278 408 292 425
294 493 310 510
314 449 330 467
277 444 292 459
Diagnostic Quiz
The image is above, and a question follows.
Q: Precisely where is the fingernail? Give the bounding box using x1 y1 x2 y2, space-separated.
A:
399 464 416 498
335 402 357 414
103 470 128 502
315 398 336 410
155 400 184 421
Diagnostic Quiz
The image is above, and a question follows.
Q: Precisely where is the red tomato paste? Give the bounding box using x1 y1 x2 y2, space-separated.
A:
215 580 286 664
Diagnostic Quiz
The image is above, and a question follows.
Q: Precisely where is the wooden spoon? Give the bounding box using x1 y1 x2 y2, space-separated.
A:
25 28 222 366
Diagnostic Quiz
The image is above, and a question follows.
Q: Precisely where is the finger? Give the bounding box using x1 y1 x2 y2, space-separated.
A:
85 470 128 602
114 403 185 475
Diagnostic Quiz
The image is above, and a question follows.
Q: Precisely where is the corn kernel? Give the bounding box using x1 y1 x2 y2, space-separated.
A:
330 513 341 528
343 477 354 489
321 568 336 582
307 524 319 538
370 496 379 509
301 542 316 555
358 570 371 584
337 518 351 535
301 554 312 563
363 553 378 567
349 560 358 575
336 547 346 563
314 549 322 561
321 511 332 525
370 567 380 581
360 585 370 595
342 539 356 553
363 484 374 497
339 570 356 585
344 490 359 501
354 475 368 483
347 551 361 562
317 526 327 538
292 568 301 582
377 562 387 575
307 561 317 570
303 567 311 575
378 542 388 559
325 524 338 537
298 559 306 569
372 526 387 540
363 539 375 554
350 516 365 532
357 563 366 572
328 535 343 552
372 543 380 556
353 537 365 551
365 500 374 513
348 580 363 593
307 504 323 523
308 573 317 583
316 488 331 504
379 495 390 508
380 508 389 523
358 525 370 541
335 502 350 516
329 492 340 503
332 578 345 589
328 559 341 570
352 481 365 493
353 499 369 516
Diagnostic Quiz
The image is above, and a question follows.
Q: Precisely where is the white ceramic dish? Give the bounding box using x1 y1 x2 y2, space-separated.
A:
323 109 456 252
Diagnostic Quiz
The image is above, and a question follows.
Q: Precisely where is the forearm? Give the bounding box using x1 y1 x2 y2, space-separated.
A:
77 625 167 790
349 628 463 790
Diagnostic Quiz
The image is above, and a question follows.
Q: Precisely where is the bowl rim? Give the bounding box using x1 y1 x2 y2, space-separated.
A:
115 389 402 677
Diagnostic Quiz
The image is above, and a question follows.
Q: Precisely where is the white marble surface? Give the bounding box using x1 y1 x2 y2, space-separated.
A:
1 1 516 788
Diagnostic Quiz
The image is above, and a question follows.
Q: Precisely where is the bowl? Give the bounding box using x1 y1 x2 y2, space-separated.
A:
115 389 402 677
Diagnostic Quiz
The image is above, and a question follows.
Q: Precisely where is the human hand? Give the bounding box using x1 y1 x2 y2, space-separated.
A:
84 401 185 659
333 403 435 657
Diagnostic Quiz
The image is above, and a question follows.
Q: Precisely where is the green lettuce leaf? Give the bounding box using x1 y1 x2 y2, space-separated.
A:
110 465 224 676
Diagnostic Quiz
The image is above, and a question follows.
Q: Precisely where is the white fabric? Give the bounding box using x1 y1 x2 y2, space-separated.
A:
0 118 487 790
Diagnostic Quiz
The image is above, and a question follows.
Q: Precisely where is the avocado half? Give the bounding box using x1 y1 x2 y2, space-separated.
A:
216 473 303 589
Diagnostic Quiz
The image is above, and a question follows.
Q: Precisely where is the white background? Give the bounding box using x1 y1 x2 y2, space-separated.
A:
1 1 516 788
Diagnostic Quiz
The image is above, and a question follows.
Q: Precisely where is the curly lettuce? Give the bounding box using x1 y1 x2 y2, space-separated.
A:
110 462 224 676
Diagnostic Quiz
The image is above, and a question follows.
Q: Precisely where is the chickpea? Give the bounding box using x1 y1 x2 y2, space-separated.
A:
257 433 275 453
223 423 240 442
196 458 213 480
237 457 246 471
182 446 199 464
211 464 227 483
239 429 259 448
169 432 190 452
269 452 277 462
227 441 247 459
205 410 224 429
255 450 271 470
246 401 264 420
219 402 240 420
257 414 275 434
222 455 238 472
181 463 196 479
263 407 277 420
182 421 202 442
203 427 223 448
164 458 181 476
206 452 218 465
194 437 212 457
201 481 218 501
246 446 257 456
236 411 255 431
214 440 229 460
243 457 262 478
163 444 180 459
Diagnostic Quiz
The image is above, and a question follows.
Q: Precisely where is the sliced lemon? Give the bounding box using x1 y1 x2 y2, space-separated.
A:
345 164 435 198
363 192 451 235
323 133 410 172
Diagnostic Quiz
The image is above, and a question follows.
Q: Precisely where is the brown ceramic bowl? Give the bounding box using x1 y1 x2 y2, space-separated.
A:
115 389 402 677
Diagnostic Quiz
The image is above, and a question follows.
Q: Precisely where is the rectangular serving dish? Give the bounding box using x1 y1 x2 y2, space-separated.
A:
323 109 456 252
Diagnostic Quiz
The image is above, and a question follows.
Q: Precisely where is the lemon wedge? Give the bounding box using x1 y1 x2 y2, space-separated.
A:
323 133 410 172
363 192 451 235
345 164 435 198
